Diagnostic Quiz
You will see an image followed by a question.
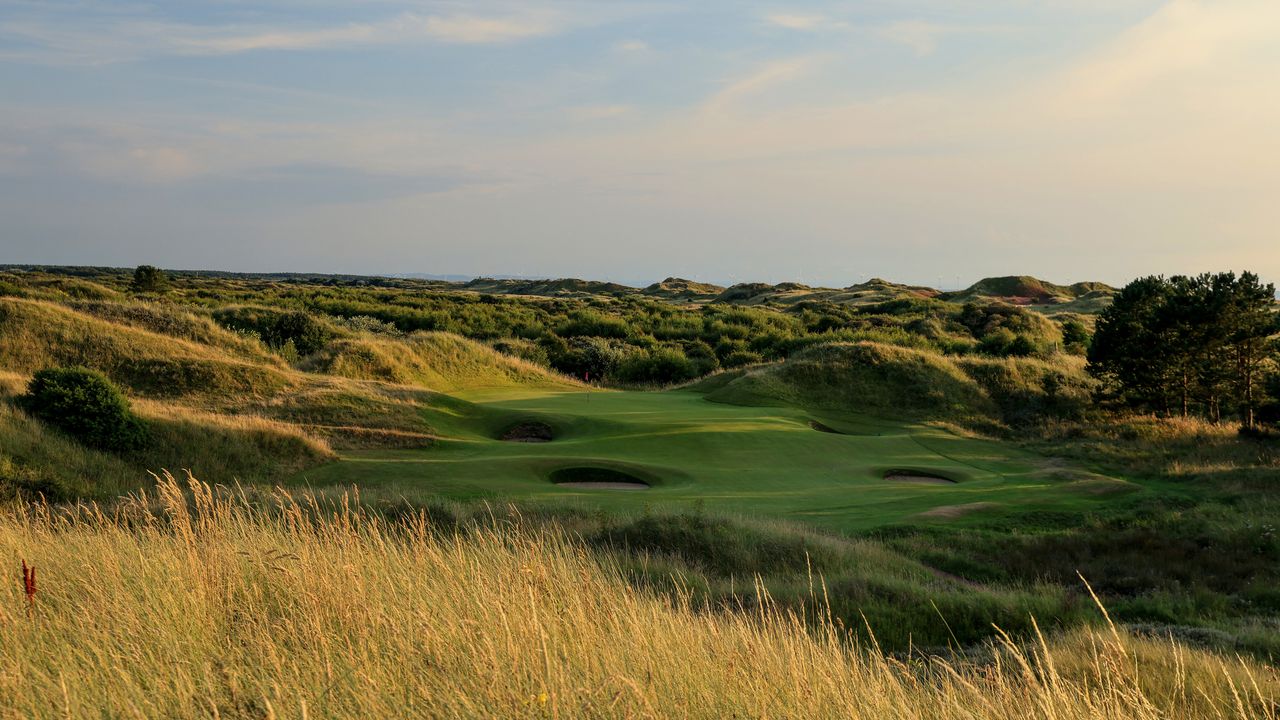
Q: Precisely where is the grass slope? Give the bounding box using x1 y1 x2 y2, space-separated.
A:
943 275 1117 313
302 332 580 393
0 297 289 399
701 342 1094 428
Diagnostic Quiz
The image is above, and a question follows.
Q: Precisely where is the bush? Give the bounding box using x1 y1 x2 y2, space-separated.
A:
213 306 336 356
555 311 633 339
18 367 148 452
614 347 699 385
128 265 170 294
547 337 628 380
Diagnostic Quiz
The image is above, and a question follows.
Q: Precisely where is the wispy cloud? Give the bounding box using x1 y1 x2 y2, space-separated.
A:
877 21 950 56
0 7 574 64
764 10 1004 56
765 14 836 31
700 57 819 116
614 39 649 52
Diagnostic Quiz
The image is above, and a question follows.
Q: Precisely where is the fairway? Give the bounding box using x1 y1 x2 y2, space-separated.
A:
296 389 1119 532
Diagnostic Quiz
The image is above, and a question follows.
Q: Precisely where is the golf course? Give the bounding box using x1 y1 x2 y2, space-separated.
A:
297 385 1124 533
1 267 1276 718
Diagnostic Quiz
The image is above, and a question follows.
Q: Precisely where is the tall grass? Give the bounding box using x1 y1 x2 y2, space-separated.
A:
1 473 1273 718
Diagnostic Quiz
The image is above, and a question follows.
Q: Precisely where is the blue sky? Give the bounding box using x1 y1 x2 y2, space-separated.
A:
1 1 1277 287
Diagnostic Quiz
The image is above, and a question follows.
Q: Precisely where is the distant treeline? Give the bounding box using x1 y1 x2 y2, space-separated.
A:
1089 272 1279 427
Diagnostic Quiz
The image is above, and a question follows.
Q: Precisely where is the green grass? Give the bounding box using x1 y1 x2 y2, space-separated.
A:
294 386 1121 534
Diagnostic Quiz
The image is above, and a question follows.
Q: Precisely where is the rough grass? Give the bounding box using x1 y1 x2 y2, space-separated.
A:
130 399 336 483
0 299 495 452
0 399 138 501
704 342 1095 429
705 342 993 419
68 299 282 365
0 298 289 399
301 331 580 393
0 474 1273 719
0 389 335 500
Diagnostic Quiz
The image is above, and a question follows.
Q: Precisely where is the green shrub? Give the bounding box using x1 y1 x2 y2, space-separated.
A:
128 265 170 294
491 338 549 366
547 337 628 380
213 306 336 356
18 367 148 452
1061 319 1091 355
0 279 25 298
614 347 698 385
555 311 633 339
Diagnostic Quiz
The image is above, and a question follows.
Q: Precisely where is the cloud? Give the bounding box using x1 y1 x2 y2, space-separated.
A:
1046 0 1280 110
876 21 950 56
765 14 832 31
614 39 649 52
0 7 574 64
699 57 819 116
176 12 565 52
419 13 561 44
764 12 1001 55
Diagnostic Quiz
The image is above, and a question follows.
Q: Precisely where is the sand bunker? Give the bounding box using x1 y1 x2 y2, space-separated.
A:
500 421 554 443
884 470 956 485
809 420 844 434
550 467 650 491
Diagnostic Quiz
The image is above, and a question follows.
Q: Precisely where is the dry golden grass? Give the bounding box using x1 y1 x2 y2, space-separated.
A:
302 331 581 393
0 473 1274 719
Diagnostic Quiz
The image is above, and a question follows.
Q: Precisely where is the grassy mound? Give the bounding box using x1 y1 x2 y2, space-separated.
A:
0 272 123 301
301 332 580 392
131 400 335 483
0 390 334 499
69 300 281 364
641 277 725 301
0 298 289 399
0 476 1272 718
0 397 138 500
462 277 634 297
704 342 994 421
946 275 1116 307
702 342 1094 427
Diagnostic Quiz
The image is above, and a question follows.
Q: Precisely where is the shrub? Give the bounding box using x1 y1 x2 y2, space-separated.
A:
722 349 764 368
547 337 628 380
334 314 403 336
555 311 633 339
1061 319 1091 355
614 347 698 385
128 265 170 294
0 279 25 297
491 338 549 366
213 306 336 356
18 367 148 452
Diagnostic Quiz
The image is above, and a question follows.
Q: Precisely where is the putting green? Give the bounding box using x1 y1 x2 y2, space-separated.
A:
294 389 1118 533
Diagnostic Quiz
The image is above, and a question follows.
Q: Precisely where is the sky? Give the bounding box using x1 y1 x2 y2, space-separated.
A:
1 0 1278 289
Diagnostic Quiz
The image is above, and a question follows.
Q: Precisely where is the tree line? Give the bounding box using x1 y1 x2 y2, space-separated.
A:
1088 272 1279 427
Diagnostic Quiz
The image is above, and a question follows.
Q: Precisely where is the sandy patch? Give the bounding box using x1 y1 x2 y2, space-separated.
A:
919 502 998 519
